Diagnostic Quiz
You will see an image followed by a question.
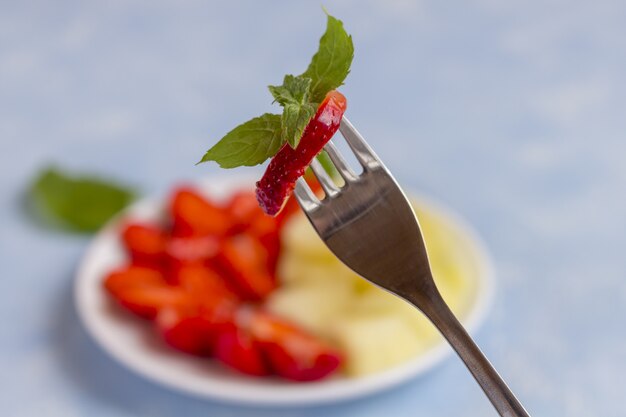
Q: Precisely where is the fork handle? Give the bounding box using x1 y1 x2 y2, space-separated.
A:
411 292 531 417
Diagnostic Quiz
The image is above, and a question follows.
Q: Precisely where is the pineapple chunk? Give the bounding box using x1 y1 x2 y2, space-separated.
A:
351 287 440 345
266 280 352 336
329 313 427 377
277 249 363 289
280 213 335 261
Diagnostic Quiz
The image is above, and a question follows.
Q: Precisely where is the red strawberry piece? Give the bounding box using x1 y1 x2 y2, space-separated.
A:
214 325 270 376
216 234 276 301
256 90 347 216
176 264 238 304
247 310 343 381
157 301 237 356
115 286 190 320
170 187 231 237
103 265 189 320
164 235 220 281
226 190 262 234
103 265 167 297
226 190 282 272
248 214 281 274
121 223 167 267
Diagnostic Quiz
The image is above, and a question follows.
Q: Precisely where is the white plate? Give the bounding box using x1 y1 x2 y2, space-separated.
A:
74 174 495 406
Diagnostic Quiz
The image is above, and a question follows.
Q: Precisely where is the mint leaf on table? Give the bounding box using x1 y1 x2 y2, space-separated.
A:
198 113 283 168
301 13 354 103
29 166 136 233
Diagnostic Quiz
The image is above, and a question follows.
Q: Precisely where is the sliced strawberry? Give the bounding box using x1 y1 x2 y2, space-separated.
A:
216 234 276 301
103 265 188 319
170 187 231 237
247 310 343 381
116 286 189 320
214 325 270 376
121 223 167 267
226 190 281 272
157 301 237 356
226 190 262 234
248 214 280 274
176 264 238 304
103 265 166 297
165 235 220 281
256 90 347 216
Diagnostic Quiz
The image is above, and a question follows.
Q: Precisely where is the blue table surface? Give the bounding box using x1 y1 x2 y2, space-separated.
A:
2 1 625 416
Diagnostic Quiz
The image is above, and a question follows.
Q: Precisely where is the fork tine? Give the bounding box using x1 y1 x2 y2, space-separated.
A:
310 158 339 197
294 177 320 212
339 116 380 169
324 141 358 182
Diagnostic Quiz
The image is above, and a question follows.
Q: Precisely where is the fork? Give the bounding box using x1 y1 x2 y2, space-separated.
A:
294 116 531 417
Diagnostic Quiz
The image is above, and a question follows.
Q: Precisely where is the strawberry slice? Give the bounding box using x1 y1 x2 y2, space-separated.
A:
116 287 190 320
225 190 281 272
226 190 262 234
157 266 239 355
214 325 270 376
176 264 238 304
157 301 237 357
248 214 280 274
256 90 347 216
103 265 188 320
170 187 231 237
103 265 166 297
121 223 167 267
164 235 220 281
216 234 276 301
246 310 343 381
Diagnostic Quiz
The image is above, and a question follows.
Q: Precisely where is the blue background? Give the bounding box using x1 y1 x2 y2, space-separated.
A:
1 1 625 416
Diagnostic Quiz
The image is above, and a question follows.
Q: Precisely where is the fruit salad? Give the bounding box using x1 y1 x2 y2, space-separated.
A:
102 185 475 380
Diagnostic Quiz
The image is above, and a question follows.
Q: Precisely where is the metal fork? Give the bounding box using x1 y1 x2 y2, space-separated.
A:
295 117 531 417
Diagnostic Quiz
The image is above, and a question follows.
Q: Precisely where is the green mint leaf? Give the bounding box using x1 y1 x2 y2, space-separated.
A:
268 75 312 106
281 101 316 148
198 113 283 168
29 166 136 233
302 12 354 103
268 75 317 148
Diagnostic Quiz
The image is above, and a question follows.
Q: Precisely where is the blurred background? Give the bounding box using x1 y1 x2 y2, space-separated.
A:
1 1 626 416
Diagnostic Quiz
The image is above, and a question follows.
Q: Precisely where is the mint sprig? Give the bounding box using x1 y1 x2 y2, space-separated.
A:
269 75 317 148
268 74 312 107
199 10 353 168
281 101 316 148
